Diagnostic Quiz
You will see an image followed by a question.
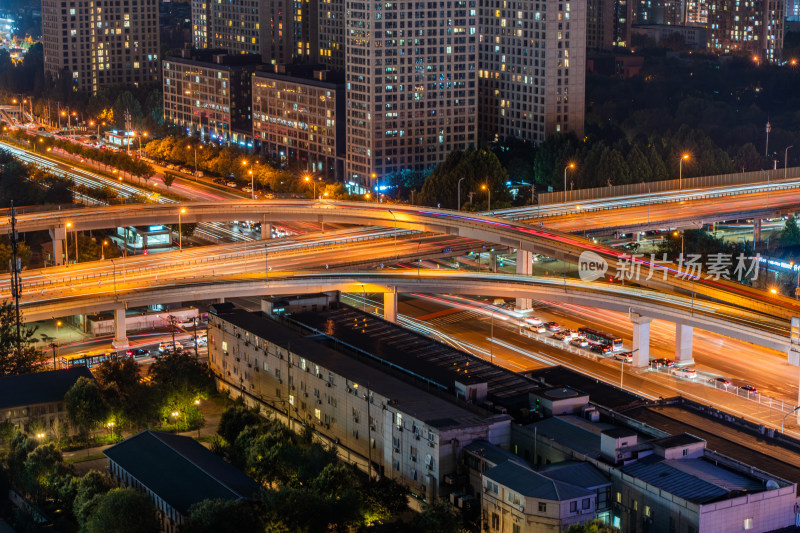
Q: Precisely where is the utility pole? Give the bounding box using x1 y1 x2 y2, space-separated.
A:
124 109 132 154
765 120 771 157
8 201 22 354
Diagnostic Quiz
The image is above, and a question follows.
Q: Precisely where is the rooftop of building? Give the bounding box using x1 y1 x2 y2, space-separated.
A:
289 304 543 403
622 404 800 490
0 366 94 410
650 433 705 449
538 461 612 491
525 415 621 459
619 455 769 504
164 49 261 70
253 64 345 87
540 386 586 400
103 430 261 515
602 427 638 439
464 440 530 469
484 460 594 502
210 305 506 431
525 366 647 410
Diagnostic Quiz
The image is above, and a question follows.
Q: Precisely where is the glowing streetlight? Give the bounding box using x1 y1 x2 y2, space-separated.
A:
564 162 575 202
679 153 690 189
178 208 186 251
481 183 491 211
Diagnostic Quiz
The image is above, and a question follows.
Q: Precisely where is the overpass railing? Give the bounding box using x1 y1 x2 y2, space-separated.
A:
538 166 800 206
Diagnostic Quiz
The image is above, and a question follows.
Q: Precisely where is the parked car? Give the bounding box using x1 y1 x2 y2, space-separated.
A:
213 178 226 185
166 164 175 170
671 366 697 379
226 181 237 187
242 186 253 193
544 321 561 332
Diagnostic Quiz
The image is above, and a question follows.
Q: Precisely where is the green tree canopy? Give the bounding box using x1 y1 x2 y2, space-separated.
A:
84 488 160 533
64 377 110 439
183 498 264 533
418 149 508 210
0 300 41 376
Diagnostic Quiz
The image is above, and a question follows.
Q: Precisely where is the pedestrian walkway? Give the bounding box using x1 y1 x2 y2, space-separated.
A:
30 320 90 348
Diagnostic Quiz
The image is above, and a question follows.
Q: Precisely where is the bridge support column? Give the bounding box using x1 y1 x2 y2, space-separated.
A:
490 253 498 273
753 219 762 243
260 222 273 240
630 312 651 368
49 227 65 266
112 306 129 349
515 249 533 311
384 288 398 323
674 324 694 364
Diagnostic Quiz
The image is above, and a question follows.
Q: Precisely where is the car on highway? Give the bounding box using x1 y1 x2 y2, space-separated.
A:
740 384 758 394
711 377 731 388
226 181 237 187
613 352 633 363
523 317 543 326
590 344 612 355
158 341 183 355
671 366 697 379
177 318 198 328
544 321 561 332
570 337 588 348
649 358 674 368
528 324 547 334
552 331 571 341
126 348 149 358
167 164 175 170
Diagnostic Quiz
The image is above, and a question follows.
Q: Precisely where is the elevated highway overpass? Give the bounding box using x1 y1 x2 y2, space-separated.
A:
3 200 799 322
6 267 791 365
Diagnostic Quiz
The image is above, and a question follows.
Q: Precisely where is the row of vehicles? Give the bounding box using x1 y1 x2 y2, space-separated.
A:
60 334 207 368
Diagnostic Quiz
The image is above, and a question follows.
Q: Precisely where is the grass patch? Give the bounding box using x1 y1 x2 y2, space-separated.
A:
64 453 106 464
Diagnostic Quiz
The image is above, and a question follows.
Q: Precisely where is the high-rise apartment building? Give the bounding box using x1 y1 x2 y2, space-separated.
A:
318 0 346 69
344 0 479 186
210 0 263 56
162 50 258 144
587 0 615 50
685 0 708 24
479 0 586 145
707 0 784 62
42 0 160 93
192 0 210 48
785 0 800 19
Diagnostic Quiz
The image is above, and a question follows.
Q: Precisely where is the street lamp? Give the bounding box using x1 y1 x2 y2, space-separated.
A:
781 405 800 434
673 230 684 264
101 239 108 260
679 153 690 189
457 177 465 211
564 162 575 202
481 183 491 211
187 144 200 179
65 222 72 264
786 146 794 179
178 208 186 251
248 169 254 199
304 175 316 200
55 320 61 360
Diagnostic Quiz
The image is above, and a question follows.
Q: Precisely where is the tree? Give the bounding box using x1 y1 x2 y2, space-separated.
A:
778 216 800 249
411 501 465 533
0 238 31 272
0 300 41 376
218 404 263 445
418 149 508 209
183 498 264 533
22 443 68 501
566 520 618 533
625 145 653 183
84 488 160 533
73 470 116 526
149 354 215 425
162 172 176 188
65 377 110 439
94 357 142 427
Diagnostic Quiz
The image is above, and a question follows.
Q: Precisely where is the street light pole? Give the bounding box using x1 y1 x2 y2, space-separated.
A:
786 146 794 179
564 163 575 203
781 405 800 434
457 177 465 211
679 154 690 189
482 183 491 211
178 207 186 251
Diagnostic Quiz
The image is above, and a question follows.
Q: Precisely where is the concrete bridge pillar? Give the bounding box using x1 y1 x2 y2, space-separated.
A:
112 305 129 349
490 252 498 273
384 287 398 323
260 221 273 240
674 324 694 364
49 226 65 266
753 219 762 243
630 312 652 368
515 249 533 311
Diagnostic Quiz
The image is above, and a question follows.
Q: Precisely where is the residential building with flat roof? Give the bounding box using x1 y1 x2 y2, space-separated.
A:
207 303 512 501
42 0 160 93
478 0 586 144
252 66 345 180
162 50 259 145
0 367 94 437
